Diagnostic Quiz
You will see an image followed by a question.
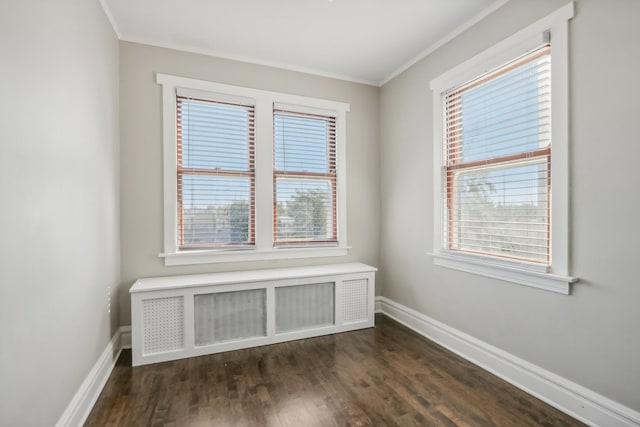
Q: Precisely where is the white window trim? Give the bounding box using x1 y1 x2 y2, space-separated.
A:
429 2 578 294
157 74 350 266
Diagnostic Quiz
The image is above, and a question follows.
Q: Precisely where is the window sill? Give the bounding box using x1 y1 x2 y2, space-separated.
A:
430 252 578 294
160 246 350 266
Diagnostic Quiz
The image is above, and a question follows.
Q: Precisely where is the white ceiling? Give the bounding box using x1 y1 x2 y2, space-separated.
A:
102 0 507 86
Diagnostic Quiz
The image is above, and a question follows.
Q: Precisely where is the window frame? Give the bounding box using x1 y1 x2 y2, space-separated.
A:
157 74 350 266
429 3 577 294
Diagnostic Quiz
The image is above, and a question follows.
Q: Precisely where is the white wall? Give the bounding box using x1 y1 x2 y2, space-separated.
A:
0 0 120 425
380 0 640 411
118 42 380 325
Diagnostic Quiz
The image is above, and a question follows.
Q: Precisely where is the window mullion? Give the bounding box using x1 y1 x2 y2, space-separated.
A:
254 96 274 251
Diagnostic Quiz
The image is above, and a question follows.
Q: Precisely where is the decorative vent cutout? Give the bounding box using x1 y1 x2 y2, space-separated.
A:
276 282 334 333
142 296 184 355
342 278 369 323
194 289 266 346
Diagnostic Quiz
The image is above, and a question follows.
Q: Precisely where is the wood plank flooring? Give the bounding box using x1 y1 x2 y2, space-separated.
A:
85 314 584 426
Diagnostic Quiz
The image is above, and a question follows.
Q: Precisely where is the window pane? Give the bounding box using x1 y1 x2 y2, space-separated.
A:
274 113 331 173
275 178 334 243
447 53 551 164
179 98 252 171
449 158 549 263
180 175 251 246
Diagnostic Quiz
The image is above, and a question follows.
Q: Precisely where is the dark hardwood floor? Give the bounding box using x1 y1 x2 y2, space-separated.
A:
86 314 584 426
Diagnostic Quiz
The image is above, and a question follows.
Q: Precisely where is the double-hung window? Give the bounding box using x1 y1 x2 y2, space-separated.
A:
430 3 577 293
443 45 551 265
176 93 255 249
273 108 337 246
158 75 349 266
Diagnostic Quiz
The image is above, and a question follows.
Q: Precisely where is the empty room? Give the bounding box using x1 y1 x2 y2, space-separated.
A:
1 0 639 426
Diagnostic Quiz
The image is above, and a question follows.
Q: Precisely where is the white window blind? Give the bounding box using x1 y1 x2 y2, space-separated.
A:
273 110 337 246
176 95 255 249
443 44 551 265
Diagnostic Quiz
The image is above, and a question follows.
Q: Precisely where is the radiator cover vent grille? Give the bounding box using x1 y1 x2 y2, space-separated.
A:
342 278 369 324
142 296 184 355
276 282 334 334
195 289 266 346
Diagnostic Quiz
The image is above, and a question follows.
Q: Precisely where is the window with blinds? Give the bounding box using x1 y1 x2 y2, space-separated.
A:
443 44 551 265
176 95 255 249
273 109 337 246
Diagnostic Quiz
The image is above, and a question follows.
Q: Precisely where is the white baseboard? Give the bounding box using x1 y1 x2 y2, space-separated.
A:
376 296 640 427
374 298 383 314
55 326 129 427
120 325 132 349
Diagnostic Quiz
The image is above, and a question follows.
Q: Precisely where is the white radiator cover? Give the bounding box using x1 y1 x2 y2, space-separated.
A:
130 263 376 366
